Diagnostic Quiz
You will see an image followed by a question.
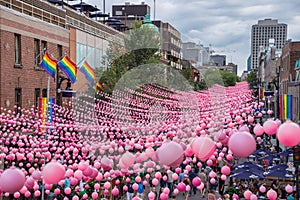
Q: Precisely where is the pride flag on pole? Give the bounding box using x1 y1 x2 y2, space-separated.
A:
280 94 293 120
80 61 96 85
57 56 77 83
39 52 57 78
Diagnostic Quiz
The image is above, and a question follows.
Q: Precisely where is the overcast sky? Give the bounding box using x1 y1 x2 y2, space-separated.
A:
80 0 300 75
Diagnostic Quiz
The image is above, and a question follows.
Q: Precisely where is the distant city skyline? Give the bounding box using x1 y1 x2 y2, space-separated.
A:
81 0 300 75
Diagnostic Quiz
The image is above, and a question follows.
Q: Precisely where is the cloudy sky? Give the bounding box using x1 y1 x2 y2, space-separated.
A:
80 0 300 75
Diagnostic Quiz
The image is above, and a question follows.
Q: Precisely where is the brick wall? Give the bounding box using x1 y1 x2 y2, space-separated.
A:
0 7 69 111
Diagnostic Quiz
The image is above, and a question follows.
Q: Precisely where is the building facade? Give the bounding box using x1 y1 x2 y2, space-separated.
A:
279 41 300 123
210 54 226 66
112 3 150 29
0 0 121 110
181 42 210 68
251 19 287 71
152 20 182 70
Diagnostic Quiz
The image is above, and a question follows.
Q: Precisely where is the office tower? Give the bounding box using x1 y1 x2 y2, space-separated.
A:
251 19 287 70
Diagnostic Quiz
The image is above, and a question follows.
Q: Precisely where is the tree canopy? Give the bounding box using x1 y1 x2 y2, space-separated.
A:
245 71 258 89
99 21 161 94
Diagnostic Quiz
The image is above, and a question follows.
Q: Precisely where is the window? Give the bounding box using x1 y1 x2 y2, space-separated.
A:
15 88 22 114
35 88 40 108
42 88 47 98
41 40 47 53
34 39 40 68
14 34 21 67
57 44 62 60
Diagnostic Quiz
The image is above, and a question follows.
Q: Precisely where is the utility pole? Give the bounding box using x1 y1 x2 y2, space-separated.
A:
153 0 156 20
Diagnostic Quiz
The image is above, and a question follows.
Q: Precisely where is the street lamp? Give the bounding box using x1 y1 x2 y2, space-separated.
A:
56 76 75 106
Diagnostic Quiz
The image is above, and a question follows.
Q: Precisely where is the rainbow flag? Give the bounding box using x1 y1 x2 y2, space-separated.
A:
38 97 55 132
57 56 77 83
280 94 293 120
39 52 57 78
92 81 104 93
261 87 265 100
80 61 96 85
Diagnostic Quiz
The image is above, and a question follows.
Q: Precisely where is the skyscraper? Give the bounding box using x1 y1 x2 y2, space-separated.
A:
251 19 287 70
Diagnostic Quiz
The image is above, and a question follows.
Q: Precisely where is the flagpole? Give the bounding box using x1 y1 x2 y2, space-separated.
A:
41 77 50 200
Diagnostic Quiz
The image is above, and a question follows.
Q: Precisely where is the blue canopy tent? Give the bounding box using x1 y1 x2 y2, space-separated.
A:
231 170 265 180
232 161 263 170
264 169 294 179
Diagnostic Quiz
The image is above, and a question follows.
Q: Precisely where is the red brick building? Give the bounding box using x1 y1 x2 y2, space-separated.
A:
0 1 69 111
280 41 300 123
0 0 121 111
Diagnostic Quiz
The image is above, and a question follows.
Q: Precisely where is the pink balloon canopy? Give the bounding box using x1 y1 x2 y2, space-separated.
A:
0 81 293 198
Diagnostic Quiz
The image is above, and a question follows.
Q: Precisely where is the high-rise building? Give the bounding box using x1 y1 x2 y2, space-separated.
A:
251 19 287 70
247 55 251 72
181 42 210 68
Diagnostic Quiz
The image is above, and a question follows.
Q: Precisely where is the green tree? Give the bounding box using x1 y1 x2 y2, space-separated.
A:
246 71 258 89
202 68 239 88
220 70 240 87
100 20 161 94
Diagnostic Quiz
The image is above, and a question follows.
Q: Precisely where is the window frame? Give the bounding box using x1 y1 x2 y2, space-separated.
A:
14 33 22 68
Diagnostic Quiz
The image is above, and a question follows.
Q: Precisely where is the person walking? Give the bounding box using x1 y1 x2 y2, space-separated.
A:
199 169 207 198
127 181 134 200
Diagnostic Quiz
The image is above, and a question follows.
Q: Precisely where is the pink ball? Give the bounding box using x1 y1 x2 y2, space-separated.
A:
221 175 227 181
210 178 216 184
173 188 179 195
34 190 41 197
64 187 71 195
135 176 142 183
0 167 25 193
32 170 42 180
172 173 178 181
221 165 231 175
157 141 184 167
190 136 216 161
112 187 119 196
206 159 213 166
244 190 252 199
91 192 98 199
132 183 138 191
54 188 60 195
72 195 79 200
160 193 168 200
285 184 293 193
152 178 159 186
263 119 278 135
103 181 111 189
42 161 65 184
83 166 92 177
259 185 266 193
163 187 170 194
248 116 254 123
120 151 135 168
192 177 201 187
186 185 191 191
177 182 186 192
253 124 264 136
14 192 20 198
228 131 256 157
277 120 300 147
123 185 128 191
250 194 257 200
266 189 277 200
25 191 31 198
148 191 155 200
